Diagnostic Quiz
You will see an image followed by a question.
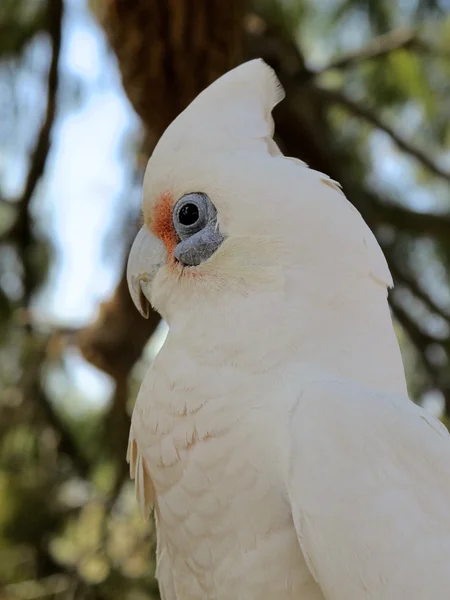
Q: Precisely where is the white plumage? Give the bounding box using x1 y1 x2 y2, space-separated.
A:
126 59 450 599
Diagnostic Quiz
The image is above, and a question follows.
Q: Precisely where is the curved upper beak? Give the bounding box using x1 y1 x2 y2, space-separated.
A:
127 226 167 318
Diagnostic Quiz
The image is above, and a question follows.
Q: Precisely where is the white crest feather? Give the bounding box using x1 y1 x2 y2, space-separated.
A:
151 59 285 160
185 58 284 139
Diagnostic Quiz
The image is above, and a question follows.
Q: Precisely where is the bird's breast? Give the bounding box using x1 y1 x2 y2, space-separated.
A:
132 359 324 599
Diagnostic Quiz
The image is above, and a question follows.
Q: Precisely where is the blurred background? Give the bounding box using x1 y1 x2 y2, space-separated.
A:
1 0 450 597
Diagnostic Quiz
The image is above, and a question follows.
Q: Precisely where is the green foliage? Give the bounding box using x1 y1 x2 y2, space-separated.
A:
0 0 48 58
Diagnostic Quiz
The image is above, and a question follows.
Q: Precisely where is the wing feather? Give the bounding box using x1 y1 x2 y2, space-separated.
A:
287 380 450 600
127 427 154 519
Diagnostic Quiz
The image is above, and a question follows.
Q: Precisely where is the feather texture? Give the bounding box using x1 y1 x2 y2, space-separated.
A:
127 427 154 518
288 379 450 599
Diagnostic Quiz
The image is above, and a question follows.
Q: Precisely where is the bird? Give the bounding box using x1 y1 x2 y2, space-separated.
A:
126 58 450 600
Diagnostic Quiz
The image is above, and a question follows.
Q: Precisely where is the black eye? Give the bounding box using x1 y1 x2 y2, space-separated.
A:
178 203 199 226
172 192 213 240
171 192 223 265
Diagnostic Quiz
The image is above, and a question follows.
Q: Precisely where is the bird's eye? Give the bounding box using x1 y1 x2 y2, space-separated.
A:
178 203 199 226
171 192 223 266
173 192 213 240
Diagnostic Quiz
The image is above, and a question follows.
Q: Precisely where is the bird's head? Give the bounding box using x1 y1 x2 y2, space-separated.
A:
127 59 391 327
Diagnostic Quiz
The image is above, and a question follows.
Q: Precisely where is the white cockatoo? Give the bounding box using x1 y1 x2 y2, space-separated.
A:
126 59 450 600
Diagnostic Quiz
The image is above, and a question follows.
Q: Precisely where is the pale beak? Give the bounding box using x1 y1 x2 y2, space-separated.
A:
127 226 167 318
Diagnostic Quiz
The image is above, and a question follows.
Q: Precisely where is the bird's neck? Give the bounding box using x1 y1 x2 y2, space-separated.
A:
282 280 408 396
168 273 408 398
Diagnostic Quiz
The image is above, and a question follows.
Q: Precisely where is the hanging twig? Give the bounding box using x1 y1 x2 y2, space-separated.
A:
316 86 450 185
389 294 441 379
372 201 450 240
12 0 63 302
388 259 450 323
314 28 417 75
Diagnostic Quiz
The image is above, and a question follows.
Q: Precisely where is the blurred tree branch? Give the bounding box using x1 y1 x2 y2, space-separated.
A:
389 259 450 323
389 294 447 390
77 266 160 380
316 86 450 185
313 27 418 74
373 201 450 239
16 0 61 221
5 0 63 305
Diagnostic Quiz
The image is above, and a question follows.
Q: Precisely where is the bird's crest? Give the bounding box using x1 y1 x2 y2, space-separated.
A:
151 59 285 160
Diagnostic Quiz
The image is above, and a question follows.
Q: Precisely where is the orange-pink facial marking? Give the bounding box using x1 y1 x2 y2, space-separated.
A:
149 191 178 262
148 191 202 279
